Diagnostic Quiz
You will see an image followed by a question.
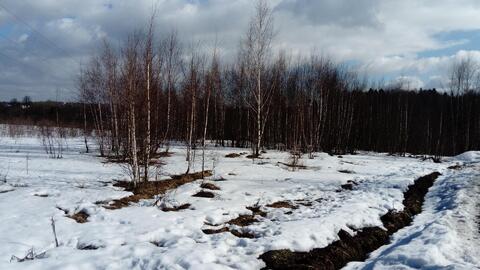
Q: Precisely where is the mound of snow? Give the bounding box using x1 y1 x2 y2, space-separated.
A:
454 151 480 163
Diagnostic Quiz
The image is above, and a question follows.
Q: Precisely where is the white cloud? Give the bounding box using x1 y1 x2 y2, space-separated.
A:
2 0 480 100
17 33 29 43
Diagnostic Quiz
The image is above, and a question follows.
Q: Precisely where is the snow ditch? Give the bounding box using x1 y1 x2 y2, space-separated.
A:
259 172 441 270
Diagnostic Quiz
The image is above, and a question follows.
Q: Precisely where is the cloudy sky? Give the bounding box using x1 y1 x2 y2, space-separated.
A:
1 0 480 101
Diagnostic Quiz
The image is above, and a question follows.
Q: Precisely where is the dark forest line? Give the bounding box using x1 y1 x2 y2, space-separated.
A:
1 88 479 157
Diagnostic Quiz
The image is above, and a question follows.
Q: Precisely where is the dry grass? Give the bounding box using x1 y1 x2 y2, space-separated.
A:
69 211 89 223
192 190 215 198
103 170 212 210
266 201 298 209
200 182 220 190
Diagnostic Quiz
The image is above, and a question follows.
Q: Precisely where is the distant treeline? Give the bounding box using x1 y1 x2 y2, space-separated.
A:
1 88 479 157
0 100 89 128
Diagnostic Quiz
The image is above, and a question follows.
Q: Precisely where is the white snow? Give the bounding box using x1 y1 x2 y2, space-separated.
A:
0 134 478 269
345 154 480 270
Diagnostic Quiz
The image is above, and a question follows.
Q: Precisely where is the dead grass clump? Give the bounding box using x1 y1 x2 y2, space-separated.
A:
200 182 220 190
225 153 241 158
69 211 89 223
266 201 298 209
202 206 266 239
227 214 259 226
104 170 212 210
192 190 215 198
10 248 46 263
230 229 256 239
246 154 261 159
161 203 191 212
246 205 267 217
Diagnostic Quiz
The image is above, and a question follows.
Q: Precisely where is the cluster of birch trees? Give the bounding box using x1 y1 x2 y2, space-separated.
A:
77 0 480 184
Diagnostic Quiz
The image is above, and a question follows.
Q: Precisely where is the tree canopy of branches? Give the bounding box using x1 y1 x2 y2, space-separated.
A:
72 1 480 183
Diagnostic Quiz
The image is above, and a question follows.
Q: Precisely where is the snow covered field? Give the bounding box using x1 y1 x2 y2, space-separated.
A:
0 135 479 269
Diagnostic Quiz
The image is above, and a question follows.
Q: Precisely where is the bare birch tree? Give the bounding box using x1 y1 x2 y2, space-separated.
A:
242 0 275 157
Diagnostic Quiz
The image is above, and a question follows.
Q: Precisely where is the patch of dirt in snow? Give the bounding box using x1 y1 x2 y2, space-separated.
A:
266 201 298 209
69 210 89 223
225 153 242 158
277 162 308 170
200 182 220 190
102 170 212 210
341 180 359 191
227 214 259 226
160 203 191 212
260 172 441 270
202 205 268 239
192 190 215 198
338 169 355 174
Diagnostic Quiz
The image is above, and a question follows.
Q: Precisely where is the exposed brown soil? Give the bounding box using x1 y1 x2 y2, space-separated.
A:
192 190 215 198
202 227 255 239
277 162 308 169
259 172 441 270
225 153 242 158
228 214 259 226
341 180 359 191
338 169 355 174
57 206 90 224
202 205 267 238
246 205 268 217
161 203 191 212
69 211 89 223
295 200 313 207
77 243 103 250
202 227 230 235
448 164 463 170
267 201 298 209
230 229 256 239
246 154 262 159
103 170 212 210
200 182 221 190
